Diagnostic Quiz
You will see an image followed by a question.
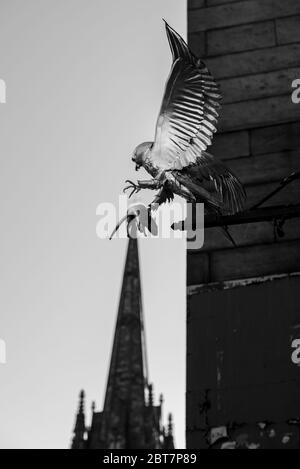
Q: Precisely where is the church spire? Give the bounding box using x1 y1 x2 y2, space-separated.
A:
71 390 86 449
164 413 175 449
168 413 173 436
71 237 175 449
99 237 146 448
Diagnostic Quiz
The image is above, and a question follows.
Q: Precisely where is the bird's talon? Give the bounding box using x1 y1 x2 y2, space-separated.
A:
123 180 141 198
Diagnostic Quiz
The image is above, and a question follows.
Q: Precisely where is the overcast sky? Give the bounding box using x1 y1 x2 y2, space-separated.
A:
0 0 187 448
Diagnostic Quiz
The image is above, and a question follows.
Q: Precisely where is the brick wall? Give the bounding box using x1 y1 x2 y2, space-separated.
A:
186 0 300 449
187 0 300 285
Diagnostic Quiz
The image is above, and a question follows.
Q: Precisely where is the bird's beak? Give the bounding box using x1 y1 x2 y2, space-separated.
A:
131 156 139 171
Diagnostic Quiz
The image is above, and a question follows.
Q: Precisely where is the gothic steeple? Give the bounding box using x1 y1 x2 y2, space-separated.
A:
71 390 86 449
71 237 174 449
99 237 146 448
164 413 175 449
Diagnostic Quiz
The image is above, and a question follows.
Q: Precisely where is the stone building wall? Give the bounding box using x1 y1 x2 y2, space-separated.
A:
186 0 300 449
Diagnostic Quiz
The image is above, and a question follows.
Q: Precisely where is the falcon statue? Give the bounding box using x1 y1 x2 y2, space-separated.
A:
124 21 246 225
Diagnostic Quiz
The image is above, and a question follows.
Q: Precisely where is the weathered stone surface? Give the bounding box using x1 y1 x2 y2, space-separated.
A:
207 21 276 56
187 275 300 449
188 0 206 10
227 150 300 185
201 218 300 252
187 240 300 284
210 241 300 282
219 94 300 132
205 44 300 79
187 251 210 285
251 121 300 155
276 15 300 45
207 0 248 5
188 31 206 57
245 179 300 207
211 130 250 160
189 0 300 33
219 67 300 104
187 0 300 452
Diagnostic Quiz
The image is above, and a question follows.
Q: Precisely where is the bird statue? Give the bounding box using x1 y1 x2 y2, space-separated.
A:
121 21 246 243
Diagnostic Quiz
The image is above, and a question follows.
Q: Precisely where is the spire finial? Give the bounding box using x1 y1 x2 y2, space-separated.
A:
71 390 86 449
148 383 153 407
79 389 85 413
91 401 96 413
168 413 173 436
159 393 164 406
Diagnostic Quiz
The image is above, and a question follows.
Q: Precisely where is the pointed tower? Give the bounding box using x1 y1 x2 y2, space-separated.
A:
71 390 86 449
98 237 146 448
165 413 175 449
71 237 174 449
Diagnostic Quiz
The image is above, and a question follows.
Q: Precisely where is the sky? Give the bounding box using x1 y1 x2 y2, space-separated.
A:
0 0 187 448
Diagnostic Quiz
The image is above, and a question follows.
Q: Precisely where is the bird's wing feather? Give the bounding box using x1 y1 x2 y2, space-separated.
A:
150 23 221 171
182 152 246 214
164 19 192 62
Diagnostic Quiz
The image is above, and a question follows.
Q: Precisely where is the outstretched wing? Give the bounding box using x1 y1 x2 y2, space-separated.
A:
182 152 246 214
150 22 221 171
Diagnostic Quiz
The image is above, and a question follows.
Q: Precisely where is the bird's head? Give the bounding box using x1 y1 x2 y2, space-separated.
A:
132 141 153 171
